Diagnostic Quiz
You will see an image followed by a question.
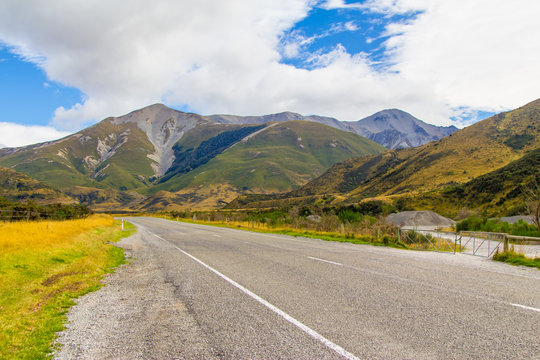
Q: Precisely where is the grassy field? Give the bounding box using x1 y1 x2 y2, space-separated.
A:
0 215 136 359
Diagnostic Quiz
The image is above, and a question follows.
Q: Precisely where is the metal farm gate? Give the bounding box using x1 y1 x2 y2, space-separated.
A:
457 231 505 257
398 229 505 257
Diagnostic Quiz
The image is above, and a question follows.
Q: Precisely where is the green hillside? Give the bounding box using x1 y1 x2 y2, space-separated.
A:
159 123 266 183
401 147 540 217
145 120 386 209
0 167 75 203
0 121 155 190
0 105 211 193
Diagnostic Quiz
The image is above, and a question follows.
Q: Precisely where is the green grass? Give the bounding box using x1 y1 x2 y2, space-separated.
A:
0 219 136 359
270 229 408 249
493 250 540 268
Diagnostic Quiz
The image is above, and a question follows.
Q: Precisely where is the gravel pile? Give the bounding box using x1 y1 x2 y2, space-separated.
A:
386 210 455 230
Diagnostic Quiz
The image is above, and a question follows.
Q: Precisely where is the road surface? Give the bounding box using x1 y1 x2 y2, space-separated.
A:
55 217 540 359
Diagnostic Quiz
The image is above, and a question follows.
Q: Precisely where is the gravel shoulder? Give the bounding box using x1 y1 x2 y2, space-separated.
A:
54 231 218 360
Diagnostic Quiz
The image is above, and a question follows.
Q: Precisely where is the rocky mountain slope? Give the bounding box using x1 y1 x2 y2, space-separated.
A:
344 109 458 149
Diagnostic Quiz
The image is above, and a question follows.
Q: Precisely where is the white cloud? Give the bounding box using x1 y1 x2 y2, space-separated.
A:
0 0 538 136
344 21 359 31
0 122 71 148
358 0 425 15
383 0 540 114
321 0 363 10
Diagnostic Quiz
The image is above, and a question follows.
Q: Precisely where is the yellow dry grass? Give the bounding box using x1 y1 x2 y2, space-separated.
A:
0 215 132 359
0 214 114 253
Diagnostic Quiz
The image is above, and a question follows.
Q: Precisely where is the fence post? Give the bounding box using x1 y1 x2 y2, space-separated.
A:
503 233 508 252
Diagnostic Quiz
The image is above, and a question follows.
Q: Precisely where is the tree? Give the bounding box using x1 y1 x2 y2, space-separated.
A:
524 176 540 227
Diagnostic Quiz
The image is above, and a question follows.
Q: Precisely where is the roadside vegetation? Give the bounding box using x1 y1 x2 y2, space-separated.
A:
493 250 540 268
160 203 413 249
456 215 540 237
0 214 135 359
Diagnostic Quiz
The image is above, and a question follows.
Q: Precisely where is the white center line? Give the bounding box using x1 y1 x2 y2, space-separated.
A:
152 233 359 360
308 256 343 266
511 303 540 313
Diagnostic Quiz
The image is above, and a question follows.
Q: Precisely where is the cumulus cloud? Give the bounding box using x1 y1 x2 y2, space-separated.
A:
0 0 538 134
0 122 71 148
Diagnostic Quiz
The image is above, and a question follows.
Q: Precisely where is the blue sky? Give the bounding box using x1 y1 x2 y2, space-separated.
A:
279 5 415 70
0 47 83 126
0 0 538 147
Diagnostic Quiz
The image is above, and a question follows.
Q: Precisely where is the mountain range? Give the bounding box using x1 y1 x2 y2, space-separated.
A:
0 104 388 210
2 98 528 215
229 98 540 217
207 108 457 150
344 109 458 149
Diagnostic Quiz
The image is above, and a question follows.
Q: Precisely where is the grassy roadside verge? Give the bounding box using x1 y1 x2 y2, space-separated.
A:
493 251 540 269
0 215 136 359
156 215 408 249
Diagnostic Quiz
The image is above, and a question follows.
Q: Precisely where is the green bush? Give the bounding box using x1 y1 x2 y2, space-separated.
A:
337 208 361 223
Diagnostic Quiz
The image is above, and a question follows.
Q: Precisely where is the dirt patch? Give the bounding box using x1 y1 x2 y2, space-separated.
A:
42 271 77 287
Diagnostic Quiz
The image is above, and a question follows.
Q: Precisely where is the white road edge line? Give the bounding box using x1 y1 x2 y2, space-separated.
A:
510 303 540 313
308 256 343 266
151 233 360 360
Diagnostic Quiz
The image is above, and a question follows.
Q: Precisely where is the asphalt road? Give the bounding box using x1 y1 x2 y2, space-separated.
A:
55 217 540 359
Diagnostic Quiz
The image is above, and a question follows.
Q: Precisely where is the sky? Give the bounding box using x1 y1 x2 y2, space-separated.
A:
0 0 539 147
